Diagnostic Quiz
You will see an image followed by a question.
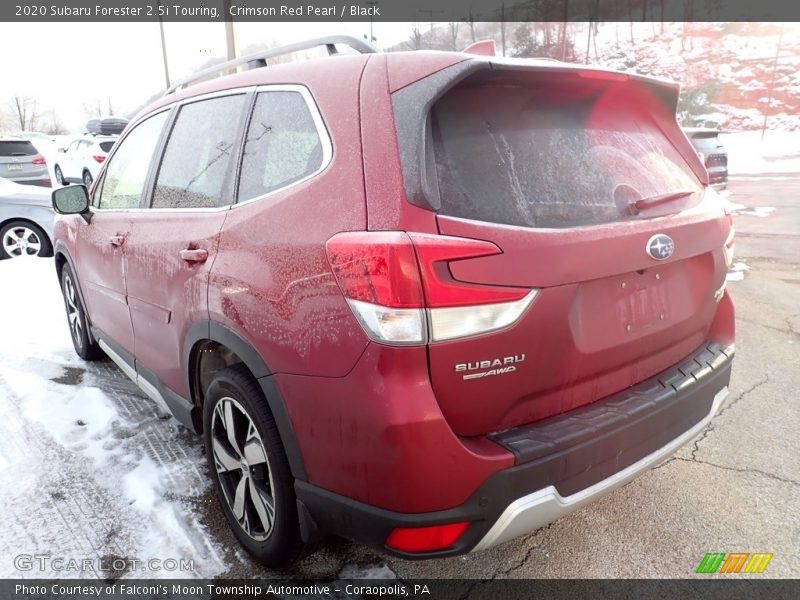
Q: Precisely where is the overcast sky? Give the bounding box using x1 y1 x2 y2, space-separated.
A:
0 21 414 132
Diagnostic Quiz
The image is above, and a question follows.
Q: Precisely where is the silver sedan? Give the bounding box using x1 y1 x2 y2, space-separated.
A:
0 176 55 259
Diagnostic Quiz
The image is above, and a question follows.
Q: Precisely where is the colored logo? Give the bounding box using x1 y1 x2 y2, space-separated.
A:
696 552 773 574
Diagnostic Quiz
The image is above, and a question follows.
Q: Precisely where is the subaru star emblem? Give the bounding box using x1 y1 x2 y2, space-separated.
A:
646 234 674 260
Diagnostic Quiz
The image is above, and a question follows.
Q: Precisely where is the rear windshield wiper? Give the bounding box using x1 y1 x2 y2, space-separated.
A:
631 189 696 213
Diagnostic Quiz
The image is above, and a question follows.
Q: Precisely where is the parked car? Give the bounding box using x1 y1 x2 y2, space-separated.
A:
0 137 50 188
51 36 736 567
683 127 728 189
0 176 54 259
53 136 117 188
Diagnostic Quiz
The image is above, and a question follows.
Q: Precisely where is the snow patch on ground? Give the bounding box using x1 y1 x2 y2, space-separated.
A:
740 206 776 218
338 563 397 579
0 257 226 579
727 261 751 282
722 131 800 175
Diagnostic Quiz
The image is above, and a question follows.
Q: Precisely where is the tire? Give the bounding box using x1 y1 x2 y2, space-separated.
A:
54 164 67 185
82 170 93 189
60 264 102 361
0 220 53 259
203 364 304 567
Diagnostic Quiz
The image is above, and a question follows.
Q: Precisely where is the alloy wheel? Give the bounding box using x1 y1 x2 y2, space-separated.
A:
63 272 84 350
2 226 42 257
211 397 276 541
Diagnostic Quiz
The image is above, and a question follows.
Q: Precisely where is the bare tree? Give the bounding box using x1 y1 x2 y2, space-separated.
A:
82 98 103 119
407 24 424 50
44 110 68 135
467 13 478 43
8 95 40 131
446 22 460 50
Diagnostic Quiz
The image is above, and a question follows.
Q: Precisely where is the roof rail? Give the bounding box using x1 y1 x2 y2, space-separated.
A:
164 35 378 96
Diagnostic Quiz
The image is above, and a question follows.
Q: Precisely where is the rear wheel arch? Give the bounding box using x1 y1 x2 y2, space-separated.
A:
184 320 307 481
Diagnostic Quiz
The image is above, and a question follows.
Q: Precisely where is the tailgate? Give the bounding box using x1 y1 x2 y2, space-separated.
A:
390 59 732 436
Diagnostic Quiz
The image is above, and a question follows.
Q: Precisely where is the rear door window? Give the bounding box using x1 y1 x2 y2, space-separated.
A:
151 94 246 209
237 90 326 203
431 80 702 229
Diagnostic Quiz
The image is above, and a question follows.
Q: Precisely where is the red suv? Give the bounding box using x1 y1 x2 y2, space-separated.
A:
51 37 735 567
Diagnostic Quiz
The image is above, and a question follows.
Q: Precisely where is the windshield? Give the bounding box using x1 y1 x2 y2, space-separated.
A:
432 80 702 229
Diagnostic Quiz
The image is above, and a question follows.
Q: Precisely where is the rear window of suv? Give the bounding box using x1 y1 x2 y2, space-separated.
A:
0 141 37 156
430 75 702 229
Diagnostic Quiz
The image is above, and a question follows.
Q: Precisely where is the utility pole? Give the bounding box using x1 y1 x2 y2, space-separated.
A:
222 0 236 61
365 1 378 44
500 4 506 57
761 26 783 142
560 0 570 61
157 0 170 88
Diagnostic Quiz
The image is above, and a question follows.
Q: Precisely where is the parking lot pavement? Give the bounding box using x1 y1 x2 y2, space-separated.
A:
1 177 796 580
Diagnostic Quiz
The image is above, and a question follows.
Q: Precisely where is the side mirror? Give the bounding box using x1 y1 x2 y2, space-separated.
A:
57 147 66 153
52 185 92 223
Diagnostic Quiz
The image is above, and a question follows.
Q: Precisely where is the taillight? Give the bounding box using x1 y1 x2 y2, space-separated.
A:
93 155 106 163
325 232 537 345
32 155 46 165
385 522 470 553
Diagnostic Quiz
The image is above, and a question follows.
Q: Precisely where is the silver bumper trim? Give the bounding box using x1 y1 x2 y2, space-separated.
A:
472 385 730 552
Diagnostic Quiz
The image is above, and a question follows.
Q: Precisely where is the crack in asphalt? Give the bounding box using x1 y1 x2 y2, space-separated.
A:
688 377 769 461
737 316 800 341
673 456 799 487
715 376 769 419
455 524 557 598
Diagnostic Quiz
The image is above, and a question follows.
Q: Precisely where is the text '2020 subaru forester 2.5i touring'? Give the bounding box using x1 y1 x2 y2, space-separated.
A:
51 36 735 567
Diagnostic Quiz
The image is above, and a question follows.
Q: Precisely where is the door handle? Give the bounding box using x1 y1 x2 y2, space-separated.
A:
109 235 125 247
180 248 209 263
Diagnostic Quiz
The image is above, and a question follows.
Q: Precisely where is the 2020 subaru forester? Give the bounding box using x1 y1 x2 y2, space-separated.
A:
51 37 735 567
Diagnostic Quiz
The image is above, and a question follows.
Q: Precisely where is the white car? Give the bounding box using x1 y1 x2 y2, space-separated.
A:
53 136 117 188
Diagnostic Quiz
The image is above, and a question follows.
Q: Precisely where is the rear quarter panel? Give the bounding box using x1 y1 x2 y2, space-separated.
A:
208 56 370 377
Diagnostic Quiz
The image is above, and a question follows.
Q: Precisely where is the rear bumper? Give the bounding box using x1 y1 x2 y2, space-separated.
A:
10 177 50 188
296 342 734 558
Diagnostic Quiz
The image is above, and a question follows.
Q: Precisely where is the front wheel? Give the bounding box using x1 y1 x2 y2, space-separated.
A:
60 264 102 360
203 364 304 567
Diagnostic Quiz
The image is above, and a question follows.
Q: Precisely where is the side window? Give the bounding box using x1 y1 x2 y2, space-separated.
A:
151 94 245 209
237 90 326 203
98 112 168 210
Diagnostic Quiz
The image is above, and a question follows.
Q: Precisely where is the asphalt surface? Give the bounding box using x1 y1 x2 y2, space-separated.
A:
210 176 800 579
12 175 796 580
